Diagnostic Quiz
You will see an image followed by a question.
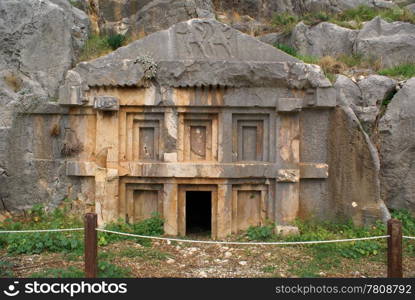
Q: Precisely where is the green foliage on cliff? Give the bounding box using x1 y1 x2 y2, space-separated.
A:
379 63 415 79
79 33 127 61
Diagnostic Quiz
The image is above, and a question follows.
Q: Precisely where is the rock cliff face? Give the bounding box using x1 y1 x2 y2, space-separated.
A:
379 78 415 213
0 0 414 220
0 0 89 211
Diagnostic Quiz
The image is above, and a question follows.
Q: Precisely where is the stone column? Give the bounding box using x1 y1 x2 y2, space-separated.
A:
94 110 119 225
276 98 302 224
216 184 232 239
163 183 178 235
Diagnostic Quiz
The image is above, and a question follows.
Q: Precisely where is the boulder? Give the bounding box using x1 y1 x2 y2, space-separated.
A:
274 225 300 236
354 16 415 68
406 3 415 13
334 74 396 132
290 21 358 58
379 78 415 212
334 75 361 107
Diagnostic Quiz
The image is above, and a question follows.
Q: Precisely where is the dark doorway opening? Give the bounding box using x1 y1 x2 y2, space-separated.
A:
186 191 211 235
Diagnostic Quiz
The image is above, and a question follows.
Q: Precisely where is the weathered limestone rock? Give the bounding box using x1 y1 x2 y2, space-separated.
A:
334 74 361 107
406 3 415 13
0 0 90 211
290 22 358 58
0 0 89 97
213 0 398 20
354 16 415 68
334 74 396 132
379 78 415 212
328 91 390 225
275 225 300 236
86 0 215 35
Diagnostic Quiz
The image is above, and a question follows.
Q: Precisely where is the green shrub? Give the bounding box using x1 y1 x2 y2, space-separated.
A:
275 43 298 57
107 34 126 50
272 13 299 33
0 204 84 255
378 63 415 79
98 213 164 247
0 204 164 255
78 34 112 61
247 225 274 241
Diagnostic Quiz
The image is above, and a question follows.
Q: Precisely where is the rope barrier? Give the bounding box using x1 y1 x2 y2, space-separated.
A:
96 228 390 246
403 235 415 240
0 228 84 234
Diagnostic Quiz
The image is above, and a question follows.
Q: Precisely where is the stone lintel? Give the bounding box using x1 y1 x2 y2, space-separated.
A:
66 161 96 176
94 96 120 111
121 162 278 178
277 98 303 112
300 163 329 179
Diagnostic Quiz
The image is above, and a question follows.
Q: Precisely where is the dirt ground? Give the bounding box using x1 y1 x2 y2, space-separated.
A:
3 239 415 278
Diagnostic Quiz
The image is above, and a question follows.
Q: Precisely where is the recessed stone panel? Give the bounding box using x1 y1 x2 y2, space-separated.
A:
232 185 267 232
232 114 269 162
125 113 163 161
178 114 218 161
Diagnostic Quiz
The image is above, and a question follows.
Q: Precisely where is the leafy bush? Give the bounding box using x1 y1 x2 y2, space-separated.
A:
378 63 415 79
98 213 164 247
246 225 274 241
0 204 164 255
107 34 126 50
0 204 84 255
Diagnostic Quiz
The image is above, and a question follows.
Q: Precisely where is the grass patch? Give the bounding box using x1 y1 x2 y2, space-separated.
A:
275 43 384 82
78 33 127 62
242 209 415 262
378 63 415 79
28 262 131 278
0 260 14 277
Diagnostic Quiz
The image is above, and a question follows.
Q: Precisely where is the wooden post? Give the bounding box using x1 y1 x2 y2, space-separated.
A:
387 218 403 278
84 213 98 278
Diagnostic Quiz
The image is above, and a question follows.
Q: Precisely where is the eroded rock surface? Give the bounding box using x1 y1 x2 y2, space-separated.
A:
0 0 90 211
379 78 415 212
354 16 415 68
